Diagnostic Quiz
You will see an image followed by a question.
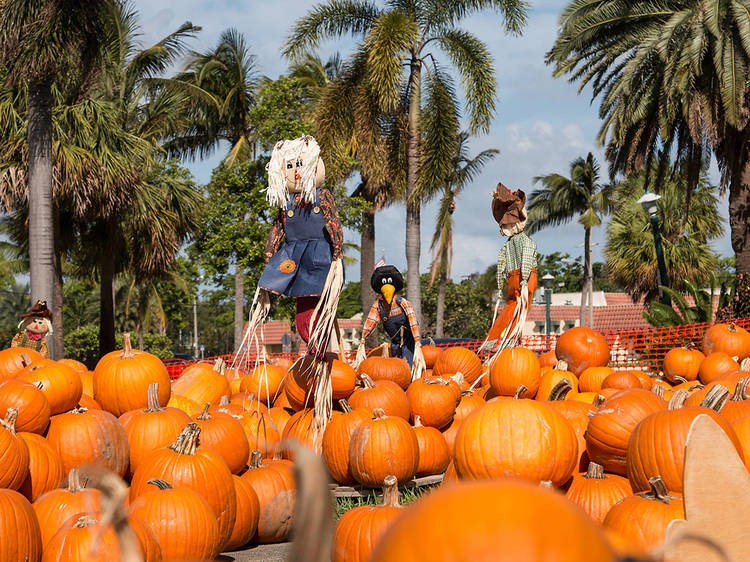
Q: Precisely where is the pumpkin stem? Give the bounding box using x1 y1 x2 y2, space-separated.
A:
249 450 264 469
145 382 163 412
213 357 227 375
468 372 486 390
424 377 450 386
673 375 688 384
451 372 465 387
667 389 690 410
0 407 18 434
121 333 136 359
740 358 750 372
548 379 573 401
196 403 211 420
539 480 554 489
169 422 201 455
413 415 423 428
646 476 673 504
731 377 750 401
513 385 528 399
584 462 605 479
20 352 32 367
372 408 387 420
381 475 401 508
358 373 376 389
554 360 569 371
699 385 730 412
338 399 352 413
219 395 231 407
380 342 390 358
146 478 173 491
73 515 98 528
651 385 666 399
592 394 606 408
66 468 85 492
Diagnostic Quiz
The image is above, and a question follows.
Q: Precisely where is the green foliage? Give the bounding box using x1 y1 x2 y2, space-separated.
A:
63 324 101 367
334 482 437 519
139 332 174 359
420 272 493 339
536 253 583 293
338 281 362 319
249 76 314 151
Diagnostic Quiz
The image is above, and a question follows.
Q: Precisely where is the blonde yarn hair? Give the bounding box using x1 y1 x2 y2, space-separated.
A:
265 135 324 208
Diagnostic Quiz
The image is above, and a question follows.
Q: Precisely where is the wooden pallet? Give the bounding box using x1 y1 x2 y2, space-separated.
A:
331 474 444 498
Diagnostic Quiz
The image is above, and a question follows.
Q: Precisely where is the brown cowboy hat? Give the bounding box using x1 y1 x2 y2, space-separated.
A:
20 300 52 320
491 182 527 227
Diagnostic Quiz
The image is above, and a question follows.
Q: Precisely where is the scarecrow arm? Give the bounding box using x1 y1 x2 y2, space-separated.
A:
264 210 285 263
398 298 422 342
320 188 344 260
361 301 381 340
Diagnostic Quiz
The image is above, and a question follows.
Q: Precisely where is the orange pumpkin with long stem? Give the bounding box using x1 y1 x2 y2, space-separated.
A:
564 462 633 524
93 333 171 417
129 422 236 550
0 408 30 491
348 374 410 420
192 402 250 475
333 475 403 562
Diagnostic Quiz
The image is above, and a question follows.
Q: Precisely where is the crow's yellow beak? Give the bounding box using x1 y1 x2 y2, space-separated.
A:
380 284 396 304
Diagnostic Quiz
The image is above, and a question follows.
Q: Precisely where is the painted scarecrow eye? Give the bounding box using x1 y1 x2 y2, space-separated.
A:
387 277 393 283
381 278 387 285
295 159 304 167
286 162 294 169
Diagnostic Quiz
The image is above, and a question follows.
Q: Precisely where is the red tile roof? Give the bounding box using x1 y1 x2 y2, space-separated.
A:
244 318 363 345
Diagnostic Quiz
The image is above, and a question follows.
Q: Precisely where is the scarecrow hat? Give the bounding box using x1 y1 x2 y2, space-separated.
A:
20 300 52 320
371 265 404 294
491 182 527 227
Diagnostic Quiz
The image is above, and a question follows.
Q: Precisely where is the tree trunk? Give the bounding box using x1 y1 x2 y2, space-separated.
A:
405 58 422 326
234 262 244 352
51 203 63 359
436 269 447 338
27 80 55 316
732 155 750 275
360 205 378 347
579 227 592 327
98 220 117 357
587 237 594 328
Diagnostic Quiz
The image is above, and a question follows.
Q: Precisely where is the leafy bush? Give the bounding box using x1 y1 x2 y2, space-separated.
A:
64 324 174 367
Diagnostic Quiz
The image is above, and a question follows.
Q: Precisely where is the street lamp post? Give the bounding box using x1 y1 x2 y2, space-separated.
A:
637 191 671 306
542 273 555 350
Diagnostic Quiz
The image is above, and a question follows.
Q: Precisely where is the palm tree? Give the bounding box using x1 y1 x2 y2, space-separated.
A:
606 167 724 303
546 0 750 313
429 132 497 337
0 0 118 328
527 153 614 327
175 29 261 351
284 0 528 325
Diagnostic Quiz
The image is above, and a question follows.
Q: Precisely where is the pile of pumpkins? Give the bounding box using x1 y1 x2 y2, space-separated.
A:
0 321 749 561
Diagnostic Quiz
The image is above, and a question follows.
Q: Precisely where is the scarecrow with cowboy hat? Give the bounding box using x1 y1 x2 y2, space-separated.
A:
357 265 425 379
483 182 538 353
11 300 53 358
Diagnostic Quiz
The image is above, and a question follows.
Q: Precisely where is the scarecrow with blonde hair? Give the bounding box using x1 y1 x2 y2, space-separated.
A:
11 300 53 358
239 135 344 444
483 182 538 355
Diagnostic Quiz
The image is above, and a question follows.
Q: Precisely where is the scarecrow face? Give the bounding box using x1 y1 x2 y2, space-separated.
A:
26 316 49 334
284 151 307 193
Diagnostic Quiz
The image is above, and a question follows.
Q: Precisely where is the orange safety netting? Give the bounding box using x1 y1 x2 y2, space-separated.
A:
163 317 750 379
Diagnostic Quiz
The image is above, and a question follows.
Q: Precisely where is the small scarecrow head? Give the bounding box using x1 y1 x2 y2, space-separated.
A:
18 300 53 335
371 265 404 305
265 135 326 208
491 182 527 237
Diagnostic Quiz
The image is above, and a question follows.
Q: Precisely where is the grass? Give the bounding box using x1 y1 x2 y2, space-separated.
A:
334 482 441 518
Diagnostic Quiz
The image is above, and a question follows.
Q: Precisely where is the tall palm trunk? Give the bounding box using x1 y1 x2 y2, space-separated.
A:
98 219 117 357
27 81 55 317
51 204 64 359
579 226 593 327
234 263 244 352
435 269 447 338
405 58 422 326
733 147 750 276
360 205 378 347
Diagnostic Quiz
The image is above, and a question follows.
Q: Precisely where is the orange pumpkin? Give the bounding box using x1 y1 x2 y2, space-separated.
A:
412 416 450 477
440 389 486 455
333 475 403 562
331 359 358 399
17 432 64 502
406 376 461 429
535 361 578 401
192 404 250 475
0 408 30 491
18 360 82 415
578 366 614 392
240 363 287 405
224 475 261 551
564 462 633 524
489 347 541 398
663 346 705 383
432 347 483 385
171 358 232 407
0 488 43 562
349 409 419 487
454 398 578 487
348 374 410 420
0 347 44 381
322 400 372 485
601 370 642 391
369 480 615 561
357 356 412 390
555 326 610 375
93 333 171 417
702 322 750 359
421 343 443 369
698 352 740 384
129 478 221 560
0 378 51 434
240 451 296 543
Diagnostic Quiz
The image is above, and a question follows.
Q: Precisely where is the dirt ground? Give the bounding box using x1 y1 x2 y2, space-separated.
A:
220 542 292 562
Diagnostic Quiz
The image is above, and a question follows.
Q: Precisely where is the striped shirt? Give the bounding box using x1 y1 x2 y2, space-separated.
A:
497 232 538 288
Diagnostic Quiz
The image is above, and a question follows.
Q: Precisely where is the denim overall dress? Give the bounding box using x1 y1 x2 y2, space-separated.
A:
259 189 332 297
380 296 415 366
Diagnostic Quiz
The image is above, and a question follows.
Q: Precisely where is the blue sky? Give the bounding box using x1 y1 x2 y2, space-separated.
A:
133 0 735 282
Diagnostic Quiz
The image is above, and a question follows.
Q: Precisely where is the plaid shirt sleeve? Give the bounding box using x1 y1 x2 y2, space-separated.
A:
361 300 382 339
397 298 421 341
319 188 344 260
496 246 507 290
519 234 537 286
264 210 285 263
